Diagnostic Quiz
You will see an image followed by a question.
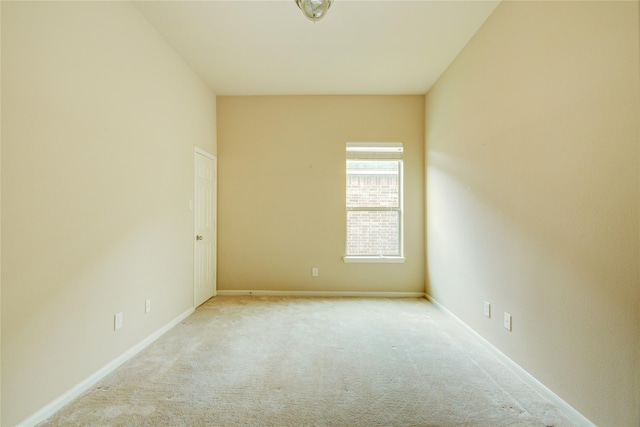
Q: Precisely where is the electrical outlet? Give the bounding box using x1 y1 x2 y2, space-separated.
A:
483 301 491 318
312 267 318 277
145 299 151 314
503 312 512 331
114 312 123 330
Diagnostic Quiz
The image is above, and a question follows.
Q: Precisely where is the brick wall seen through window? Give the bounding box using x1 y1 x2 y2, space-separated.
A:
346 160 401 256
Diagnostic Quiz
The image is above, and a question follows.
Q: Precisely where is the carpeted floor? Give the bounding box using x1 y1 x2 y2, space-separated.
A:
39 297 577 426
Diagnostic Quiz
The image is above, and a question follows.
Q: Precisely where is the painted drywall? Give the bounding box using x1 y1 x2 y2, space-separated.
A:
425 1 639 425
0 3 3 422
217 96 424 293
1 2 216 425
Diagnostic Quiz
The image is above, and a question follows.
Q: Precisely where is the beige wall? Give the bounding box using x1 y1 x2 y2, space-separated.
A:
0 2 3 422
1 2 216 425
217 96 424 293
425 1 639 426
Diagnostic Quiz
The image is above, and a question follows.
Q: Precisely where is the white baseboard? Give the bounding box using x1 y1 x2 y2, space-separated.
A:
217 290 425 298
425 294 596 427
17 307 195 427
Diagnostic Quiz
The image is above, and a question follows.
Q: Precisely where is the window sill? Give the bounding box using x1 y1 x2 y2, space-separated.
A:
343 256 406 264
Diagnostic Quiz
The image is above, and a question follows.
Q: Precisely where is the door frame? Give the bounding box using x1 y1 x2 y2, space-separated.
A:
193 146 217 307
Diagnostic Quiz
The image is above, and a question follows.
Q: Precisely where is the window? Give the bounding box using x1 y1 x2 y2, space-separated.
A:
344 142 405 263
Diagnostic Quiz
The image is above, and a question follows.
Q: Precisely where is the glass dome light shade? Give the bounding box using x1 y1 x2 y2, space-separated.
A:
296 0 332 22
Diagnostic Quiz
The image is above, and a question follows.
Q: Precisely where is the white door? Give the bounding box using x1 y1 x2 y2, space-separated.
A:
194 149 217 307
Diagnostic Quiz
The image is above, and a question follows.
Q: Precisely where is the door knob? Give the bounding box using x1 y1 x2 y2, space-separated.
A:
196 235 203 240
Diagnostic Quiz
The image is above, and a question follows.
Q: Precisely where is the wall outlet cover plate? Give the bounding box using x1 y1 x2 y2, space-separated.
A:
503 312 512 331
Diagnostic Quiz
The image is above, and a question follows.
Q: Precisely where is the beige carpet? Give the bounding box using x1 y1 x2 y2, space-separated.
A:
39 297 577 426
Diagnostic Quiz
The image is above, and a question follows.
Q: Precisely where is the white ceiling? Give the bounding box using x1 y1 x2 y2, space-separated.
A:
133 1 500 96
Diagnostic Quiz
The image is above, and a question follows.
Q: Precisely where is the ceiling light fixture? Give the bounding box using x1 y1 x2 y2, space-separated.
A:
295 0 332 22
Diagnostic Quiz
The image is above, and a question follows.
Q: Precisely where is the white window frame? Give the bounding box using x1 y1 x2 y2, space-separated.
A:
344 142 406 264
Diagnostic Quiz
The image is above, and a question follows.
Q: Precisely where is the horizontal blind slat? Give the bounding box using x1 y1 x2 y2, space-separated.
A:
346 142 403 159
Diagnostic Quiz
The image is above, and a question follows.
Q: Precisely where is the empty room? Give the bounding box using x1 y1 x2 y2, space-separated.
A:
1 1 638 426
